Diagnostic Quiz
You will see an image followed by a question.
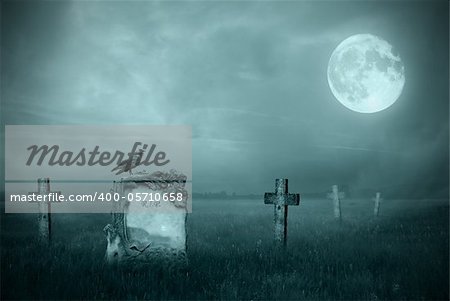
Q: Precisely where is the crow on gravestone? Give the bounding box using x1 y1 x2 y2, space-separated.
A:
111 149 145 175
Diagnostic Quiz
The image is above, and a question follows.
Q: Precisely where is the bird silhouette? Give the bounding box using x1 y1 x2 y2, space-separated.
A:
111 149 145 175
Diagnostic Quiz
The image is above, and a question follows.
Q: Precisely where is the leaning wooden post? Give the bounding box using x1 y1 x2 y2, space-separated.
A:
327 185 345 220
264 179 300 247
373 192 382 217
28 178 61 245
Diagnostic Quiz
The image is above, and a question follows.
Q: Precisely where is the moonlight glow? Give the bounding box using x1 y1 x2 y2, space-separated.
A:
327 34 405 113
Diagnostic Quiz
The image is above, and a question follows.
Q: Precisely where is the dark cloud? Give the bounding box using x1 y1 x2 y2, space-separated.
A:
1 1 448 196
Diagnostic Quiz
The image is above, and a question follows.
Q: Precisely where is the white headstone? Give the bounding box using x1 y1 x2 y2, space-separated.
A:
104 171 188 267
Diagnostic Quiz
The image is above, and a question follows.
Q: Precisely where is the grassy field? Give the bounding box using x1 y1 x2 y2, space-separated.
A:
1 196 448 300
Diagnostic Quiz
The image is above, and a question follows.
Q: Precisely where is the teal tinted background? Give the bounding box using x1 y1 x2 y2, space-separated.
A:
1 1 448 196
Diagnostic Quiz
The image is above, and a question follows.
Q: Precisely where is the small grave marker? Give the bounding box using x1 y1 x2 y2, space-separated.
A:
264 179 300 247
373 192 382 217
28 178 61 244
327 185 345 220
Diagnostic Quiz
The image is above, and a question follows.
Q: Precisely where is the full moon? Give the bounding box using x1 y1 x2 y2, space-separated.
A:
327 34 405 113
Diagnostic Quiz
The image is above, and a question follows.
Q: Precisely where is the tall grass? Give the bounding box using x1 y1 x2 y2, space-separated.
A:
1 198 448 300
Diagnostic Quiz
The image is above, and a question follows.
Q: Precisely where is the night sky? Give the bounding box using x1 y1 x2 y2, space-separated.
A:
1 1 448 196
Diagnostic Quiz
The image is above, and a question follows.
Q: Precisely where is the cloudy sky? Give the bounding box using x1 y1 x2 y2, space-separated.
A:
2 1 448 196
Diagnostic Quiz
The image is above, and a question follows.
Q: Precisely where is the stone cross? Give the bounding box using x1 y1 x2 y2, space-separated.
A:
373 192 382 217
327 185 345 220
264 179 300 247
28 178 61 244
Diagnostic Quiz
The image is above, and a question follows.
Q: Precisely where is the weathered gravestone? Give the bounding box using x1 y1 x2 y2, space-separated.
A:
264 179 300 247
28 178 61 245
104 170 188 268
373 192 382 217
327 185 345 220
